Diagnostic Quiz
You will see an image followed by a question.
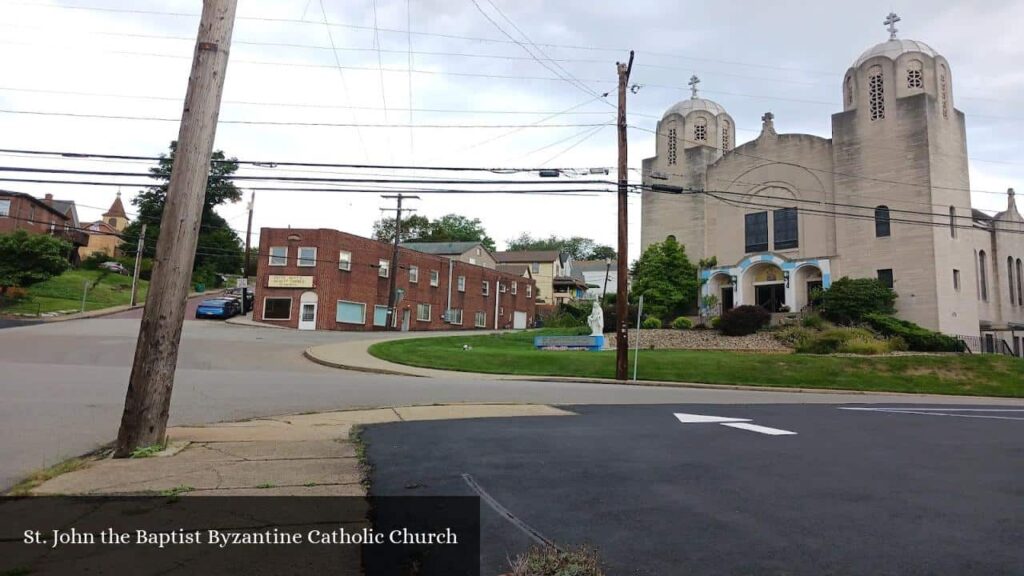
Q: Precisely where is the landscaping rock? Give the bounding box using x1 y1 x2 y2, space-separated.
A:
606 329 791 352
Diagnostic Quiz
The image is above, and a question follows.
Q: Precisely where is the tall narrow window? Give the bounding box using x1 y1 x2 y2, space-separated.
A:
667 127 678 165
721 120 731 151
744 212 768 253
874 206 891 237
877 269 894 289
845 76 854 107
1009 257 1016 305
949 206 957 238
953 269 961 292
773 207 799 250
939 64 949 119
906 60 923 90
978 250 988 301
868 67 885 121
693 117 707 142
1017 259 1023 305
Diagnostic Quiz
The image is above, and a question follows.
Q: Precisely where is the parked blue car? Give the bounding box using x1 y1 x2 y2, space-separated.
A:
195 298 240 320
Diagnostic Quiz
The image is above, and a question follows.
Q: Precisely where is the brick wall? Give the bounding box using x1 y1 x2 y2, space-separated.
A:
0 193 65 236
252 228 537 331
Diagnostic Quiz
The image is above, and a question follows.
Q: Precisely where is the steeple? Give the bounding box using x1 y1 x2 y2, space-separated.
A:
103 191 127 219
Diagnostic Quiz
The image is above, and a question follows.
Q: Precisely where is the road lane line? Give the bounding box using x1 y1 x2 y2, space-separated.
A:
839 407 1024 421
674 413 750 424
844 408 1024 412
719 422 798 435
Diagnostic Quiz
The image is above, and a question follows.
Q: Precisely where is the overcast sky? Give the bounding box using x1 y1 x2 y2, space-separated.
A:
0 0 1021 259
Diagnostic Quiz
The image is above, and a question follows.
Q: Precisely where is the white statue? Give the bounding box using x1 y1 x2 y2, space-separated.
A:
587 300 604 336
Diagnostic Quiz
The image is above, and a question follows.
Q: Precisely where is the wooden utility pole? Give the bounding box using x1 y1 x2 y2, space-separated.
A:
113 0 237 457
242 191 254 309
615 51 634 381
129 223 147 307
381 193 418 330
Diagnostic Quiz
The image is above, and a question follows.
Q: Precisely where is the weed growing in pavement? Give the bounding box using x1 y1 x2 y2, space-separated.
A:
508 545 605 576
130 443 166 459
159 485 194 497
255 483 275 489
349 425 373 491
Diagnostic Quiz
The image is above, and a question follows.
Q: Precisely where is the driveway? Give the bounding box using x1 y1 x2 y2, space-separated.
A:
363 403 1024 575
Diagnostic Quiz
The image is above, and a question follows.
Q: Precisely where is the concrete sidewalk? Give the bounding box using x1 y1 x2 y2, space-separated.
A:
29 403 571 496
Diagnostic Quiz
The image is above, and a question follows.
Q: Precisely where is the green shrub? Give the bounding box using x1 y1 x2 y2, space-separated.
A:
641 316 662 329
819 277 897 325
80 251 111 270
709 316 721 329
717 305 770 336
671 316 693 330
801 313 829 330
887 335 909 352
838 336 889 355
863 313 965 352
774 326 815 348
795 327 876 354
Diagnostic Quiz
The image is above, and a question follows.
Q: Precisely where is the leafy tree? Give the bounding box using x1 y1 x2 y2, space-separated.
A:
505 233 615 260
0 230 70 294
629 236 698 320
819 277 897 325
120 141 244 274
373 213 495 251
372 214 431 243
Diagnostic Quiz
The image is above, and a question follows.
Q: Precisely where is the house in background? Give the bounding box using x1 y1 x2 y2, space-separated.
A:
494 250 588 304
80 192 130 260
0 190 88 262
574 259 619 300
401 241 496 269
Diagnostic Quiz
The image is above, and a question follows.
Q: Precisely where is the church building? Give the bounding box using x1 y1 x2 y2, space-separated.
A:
641 14 1024 351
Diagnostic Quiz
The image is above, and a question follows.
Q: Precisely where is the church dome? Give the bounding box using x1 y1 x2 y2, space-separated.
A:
663 97 727 119
854 38 939 68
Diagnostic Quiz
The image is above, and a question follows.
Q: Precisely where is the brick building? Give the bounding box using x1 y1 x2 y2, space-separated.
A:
0 190 88 261
252 228 537 331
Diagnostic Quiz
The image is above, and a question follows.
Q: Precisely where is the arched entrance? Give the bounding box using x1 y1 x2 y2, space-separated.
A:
744 263 786 312
298 291 318 330
794 264 823 312
707 272 734 314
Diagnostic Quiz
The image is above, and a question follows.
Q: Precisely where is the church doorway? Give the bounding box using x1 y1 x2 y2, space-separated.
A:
755 284 785 312
721 287 734 311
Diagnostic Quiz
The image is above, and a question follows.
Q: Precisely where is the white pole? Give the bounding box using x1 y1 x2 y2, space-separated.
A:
81 280 89 313
633 294 643 381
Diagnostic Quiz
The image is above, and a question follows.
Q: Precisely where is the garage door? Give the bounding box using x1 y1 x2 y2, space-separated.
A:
513 311 527 330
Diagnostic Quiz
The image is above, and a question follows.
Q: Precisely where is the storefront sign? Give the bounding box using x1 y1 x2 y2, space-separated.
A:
267 275 314 288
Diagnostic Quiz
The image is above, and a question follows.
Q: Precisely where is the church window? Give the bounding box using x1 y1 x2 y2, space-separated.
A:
906 61 923 90
868 67 885 121
1017 259 1023 305
721 120 731 151
978 250 988 301
1009 257 1016 306
744 212 768 253
939 64 949 119
949 206 957 238
693 118 707 142
877 269 894 290
845 76 854 106
667 127 677 165
874 205 891 237
773 207 798 250
108 218 117 227
953 269 961 292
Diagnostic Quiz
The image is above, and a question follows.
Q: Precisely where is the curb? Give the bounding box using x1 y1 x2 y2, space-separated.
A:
302 348 426 377
497 376 925 396
26 289 225 323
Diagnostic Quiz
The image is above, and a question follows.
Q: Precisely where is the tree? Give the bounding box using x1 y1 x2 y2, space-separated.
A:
119 141 244 275
0 230 70 294
819 277 897 324
629 236 698 320
505 233 615 260
372 214 431 243
372 213 495 251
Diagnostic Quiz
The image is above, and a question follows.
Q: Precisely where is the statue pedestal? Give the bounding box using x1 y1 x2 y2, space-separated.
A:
534 335 605 351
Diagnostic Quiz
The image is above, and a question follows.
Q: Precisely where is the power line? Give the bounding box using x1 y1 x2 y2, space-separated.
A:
317 0 368 160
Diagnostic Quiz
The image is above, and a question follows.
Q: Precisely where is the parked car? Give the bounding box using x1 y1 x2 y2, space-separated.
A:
195 298 240 320
99 261 129 275
224 288 254 312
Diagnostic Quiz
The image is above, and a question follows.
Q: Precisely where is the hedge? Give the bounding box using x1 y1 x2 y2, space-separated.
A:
863 313 965 352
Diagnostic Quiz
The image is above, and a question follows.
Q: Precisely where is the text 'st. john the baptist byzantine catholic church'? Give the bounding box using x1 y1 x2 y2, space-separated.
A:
641 13 1024 348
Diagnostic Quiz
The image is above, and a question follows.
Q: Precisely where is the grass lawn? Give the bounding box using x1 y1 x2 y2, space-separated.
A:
369 329 1024 397
1 269 148 315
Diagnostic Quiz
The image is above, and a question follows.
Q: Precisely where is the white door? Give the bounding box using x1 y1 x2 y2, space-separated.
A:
298 303 317 330
298 291 318 331
513 311 527 330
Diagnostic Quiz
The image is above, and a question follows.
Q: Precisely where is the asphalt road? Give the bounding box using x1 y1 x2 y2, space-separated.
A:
2 315 1021 492
364 403 1024 575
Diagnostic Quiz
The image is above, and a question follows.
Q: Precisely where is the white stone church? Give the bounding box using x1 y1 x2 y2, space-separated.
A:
641 14 1024 353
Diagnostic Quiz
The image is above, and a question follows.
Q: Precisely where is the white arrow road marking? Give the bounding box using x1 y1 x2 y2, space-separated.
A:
720 422 798 436
673 412 797 436
839 407 1024 421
